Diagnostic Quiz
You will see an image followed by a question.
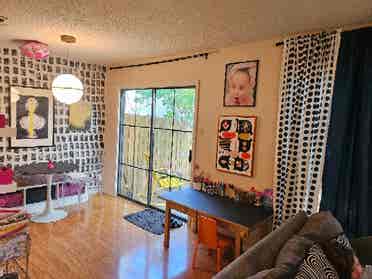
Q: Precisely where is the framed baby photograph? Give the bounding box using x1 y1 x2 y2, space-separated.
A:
10 86 54 148
216 115 256 177
223 60 259 107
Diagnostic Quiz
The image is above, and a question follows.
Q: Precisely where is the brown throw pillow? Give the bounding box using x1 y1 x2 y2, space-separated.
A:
262 235 314 278
245 269 274 279
275 235 315 269
262 268 295 279
298 211 343 242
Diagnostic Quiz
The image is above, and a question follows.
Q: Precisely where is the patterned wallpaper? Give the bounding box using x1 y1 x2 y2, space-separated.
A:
0 47 106 192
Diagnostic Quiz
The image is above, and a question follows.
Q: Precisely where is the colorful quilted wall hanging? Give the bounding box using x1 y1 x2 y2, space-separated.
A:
216 116 256 176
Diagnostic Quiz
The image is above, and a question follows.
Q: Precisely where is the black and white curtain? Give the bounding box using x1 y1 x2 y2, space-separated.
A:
273 31 341 228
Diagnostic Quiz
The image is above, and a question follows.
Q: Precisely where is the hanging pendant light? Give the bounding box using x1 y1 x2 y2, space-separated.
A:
52 74 83 104
52 35 83 105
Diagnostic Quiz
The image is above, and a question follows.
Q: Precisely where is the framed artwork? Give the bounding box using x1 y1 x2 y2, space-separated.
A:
69 101 91 131
10 87 54 147
224 60 259 107
216 115 256 176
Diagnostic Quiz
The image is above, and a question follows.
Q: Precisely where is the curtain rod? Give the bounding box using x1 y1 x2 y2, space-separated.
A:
276 41 284 47
110 51 212 70
275 29 339 47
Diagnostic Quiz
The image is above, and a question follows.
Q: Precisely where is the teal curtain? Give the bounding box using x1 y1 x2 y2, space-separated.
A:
321 27 372 238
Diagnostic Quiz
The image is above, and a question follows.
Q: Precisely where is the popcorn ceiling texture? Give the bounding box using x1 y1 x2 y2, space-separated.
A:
0 0 372 64
0 47 106 192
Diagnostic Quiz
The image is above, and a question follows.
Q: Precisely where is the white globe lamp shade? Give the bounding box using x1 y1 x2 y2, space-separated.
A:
52 74 83 104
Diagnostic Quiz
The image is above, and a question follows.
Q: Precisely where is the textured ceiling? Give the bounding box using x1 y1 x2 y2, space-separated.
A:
0 0 371 65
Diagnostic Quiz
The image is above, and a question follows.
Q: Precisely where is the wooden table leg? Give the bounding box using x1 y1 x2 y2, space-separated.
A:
164 202 171 248
191 213 198 233
234 230 241 258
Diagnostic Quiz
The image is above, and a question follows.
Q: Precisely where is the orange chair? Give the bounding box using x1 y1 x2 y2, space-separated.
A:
192 215 234 272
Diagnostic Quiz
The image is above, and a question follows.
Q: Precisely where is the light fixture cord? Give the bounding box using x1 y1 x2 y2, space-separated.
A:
67 47 72 74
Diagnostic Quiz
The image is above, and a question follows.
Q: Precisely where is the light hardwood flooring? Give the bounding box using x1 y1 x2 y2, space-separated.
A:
27 194 218 279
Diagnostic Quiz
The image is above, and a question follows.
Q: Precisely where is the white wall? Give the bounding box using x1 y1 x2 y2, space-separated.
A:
104 39 282 196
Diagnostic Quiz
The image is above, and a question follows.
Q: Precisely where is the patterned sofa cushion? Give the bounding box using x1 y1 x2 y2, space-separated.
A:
295 244 339 279
322 233 354 278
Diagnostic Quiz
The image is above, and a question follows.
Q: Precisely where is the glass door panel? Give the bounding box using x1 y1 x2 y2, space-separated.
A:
121 90 136 125
152 129 172 173
149 172 171 209
134 90 152 127
118 89 152 201
119 165 134 199
174 88 195 131
149 87 195 208
132 168 149 204
121 126 135 165
118 87 196 209
153 89 174 129
133 127 150 169
171 131 193 180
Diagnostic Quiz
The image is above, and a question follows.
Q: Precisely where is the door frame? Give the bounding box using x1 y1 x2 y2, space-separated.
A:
116 83 200 208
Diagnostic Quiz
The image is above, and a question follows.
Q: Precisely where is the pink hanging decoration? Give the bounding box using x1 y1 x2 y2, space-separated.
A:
20 41 49 60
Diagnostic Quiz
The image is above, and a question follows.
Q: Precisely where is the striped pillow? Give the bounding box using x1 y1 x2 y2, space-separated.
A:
295 244 339 279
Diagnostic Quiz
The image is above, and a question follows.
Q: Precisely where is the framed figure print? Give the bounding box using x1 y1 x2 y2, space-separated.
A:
10 87 54 147
216 116 256 176
224 60 259 107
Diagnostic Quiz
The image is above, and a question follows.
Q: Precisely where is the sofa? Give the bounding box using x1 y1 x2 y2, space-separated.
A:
214 211 372 279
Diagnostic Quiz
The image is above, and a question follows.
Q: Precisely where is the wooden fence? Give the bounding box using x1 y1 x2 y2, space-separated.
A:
119 115 193 205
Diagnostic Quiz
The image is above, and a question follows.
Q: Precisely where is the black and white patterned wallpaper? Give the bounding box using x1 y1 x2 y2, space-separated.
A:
0 47 106 192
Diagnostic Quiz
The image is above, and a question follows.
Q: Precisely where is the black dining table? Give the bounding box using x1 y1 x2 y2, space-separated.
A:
159 185 272 258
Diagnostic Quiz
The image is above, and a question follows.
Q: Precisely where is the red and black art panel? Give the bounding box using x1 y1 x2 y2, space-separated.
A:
216 116 256 176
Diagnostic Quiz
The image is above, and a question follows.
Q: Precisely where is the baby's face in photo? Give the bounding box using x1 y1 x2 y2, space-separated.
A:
229 70 251 102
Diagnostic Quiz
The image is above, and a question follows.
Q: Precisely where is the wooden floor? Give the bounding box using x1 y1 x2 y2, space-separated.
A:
27 194 218 279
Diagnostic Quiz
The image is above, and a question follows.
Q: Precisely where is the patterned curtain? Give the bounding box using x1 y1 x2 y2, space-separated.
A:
273 31 341 228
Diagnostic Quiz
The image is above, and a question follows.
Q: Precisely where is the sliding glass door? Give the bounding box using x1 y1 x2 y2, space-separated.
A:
117 87 196 209
118 89 152 204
